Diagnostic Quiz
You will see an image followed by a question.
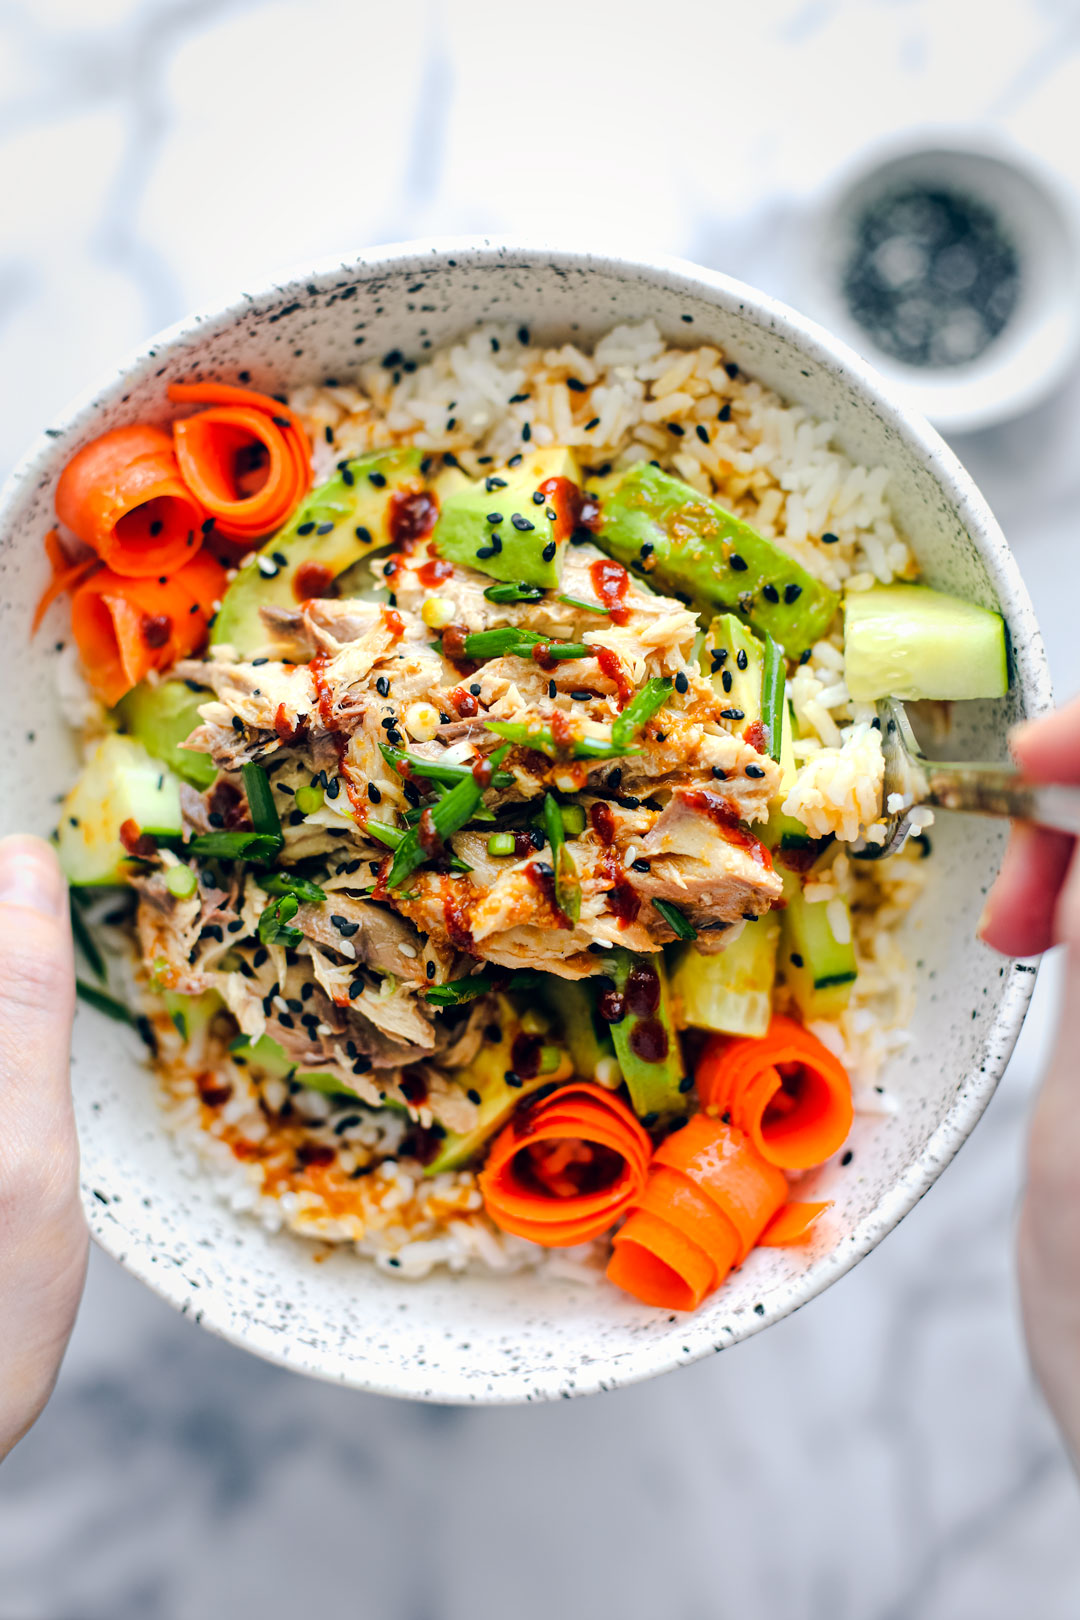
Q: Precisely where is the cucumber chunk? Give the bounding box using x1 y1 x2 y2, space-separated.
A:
606 950 686 1119
778 865 856 1022
844 583 1008 702
670 913 780 1039
58 735 184 886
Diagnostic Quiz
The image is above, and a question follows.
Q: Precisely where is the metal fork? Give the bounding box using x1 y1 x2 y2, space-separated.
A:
850 696 1080 860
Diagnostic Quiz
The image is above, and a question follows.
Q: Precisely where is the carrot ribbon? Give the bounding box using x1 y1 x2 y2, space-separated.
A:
32 529 100 635
55 424 206 578
696 1014 853 1171
169 382 311 543
479 1083 651 1247
71 549 226 707
606 1115 788 1311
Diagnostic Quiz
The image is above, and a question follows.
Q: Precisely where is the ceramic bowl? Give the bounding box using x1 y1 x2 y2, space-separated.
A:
0 241 1050 1403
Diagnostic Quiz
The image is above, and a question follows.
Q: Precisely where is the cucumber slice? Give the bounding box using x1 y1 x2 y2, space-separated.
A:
670 913 780 1039
844 583 1008 702
778 866 856 1021
541 978 618 1083
606 950 686 1119
58 735 184 886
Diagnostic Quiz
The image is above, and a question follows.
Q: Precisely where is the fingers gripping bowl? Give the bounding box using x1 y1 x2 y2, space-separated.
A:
0 244 1047 1401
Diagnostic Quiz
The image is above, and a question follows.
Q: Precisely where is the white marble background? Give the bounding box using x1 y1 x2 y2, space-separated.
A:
1 0 1079 1614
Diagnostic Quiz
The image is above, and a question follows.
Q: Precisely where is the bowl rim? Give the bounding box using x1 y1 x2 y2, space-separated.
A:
3 237 1050 1402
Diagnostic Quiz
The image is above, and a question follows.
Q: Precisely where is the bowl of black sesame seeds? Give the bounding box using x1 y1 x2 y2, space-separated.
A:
799 132 1080 433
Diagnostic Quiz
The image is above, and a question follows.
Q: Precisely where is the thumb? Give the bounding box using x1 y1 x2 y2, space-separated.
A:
0 836 87 1457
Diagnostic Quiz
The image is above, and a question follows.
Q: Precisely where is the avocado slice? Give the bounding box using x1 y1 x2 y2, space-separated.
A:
843 583 1008 702
670 912 781 1040
115 679 216 790
432 447 582 589
703 612 763 724
592 462 838 657
230 1031 358 1096
212 447 427 657
604 950 686 1120
424 994 573 1175
58 734 184 886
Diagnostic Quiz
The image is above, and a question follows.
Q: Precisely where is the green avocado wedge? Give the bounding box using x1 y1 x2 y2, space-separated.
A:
592 462 839 657
115 679 216 790
605 949 686 1121
432 447 582 589
211 447 427 657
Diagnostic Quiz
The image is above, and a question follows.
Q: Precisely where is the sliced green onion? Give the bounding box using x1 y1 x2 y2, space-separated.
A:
69 895 106 982
611 676 672 753
258 893 303 947
651 898 697 940
76 979 134 1023
187 830 283 863
294 784 325 815
363 820 405 850
386 745 509 890
241 761 282 840
557 594 610 614
487 832 516 856
258 871 326 905
380 741 513 789
462 627 588 662
483 581 544 604
543 793 581 925
423 968 543 1007
485 720 634 762
165 864 199 900
539 1044 564 1073
559 802 586 837
761 633 786 764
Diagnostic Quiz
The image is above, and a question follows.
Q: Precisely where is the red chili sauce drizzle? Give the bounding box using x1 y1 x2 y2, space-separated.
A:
680 788 772 868
629 1018 669 1065
509 1031 543 1080
594 644 635 708
524 859 569 927
388 489 438 549
196 1072 233 1110
308 652 337 730
293 559 335 602
441 887 475 952
589 801 617 845
597 846 640 926
415 552 454 588
596 983 626 1024
589 557 631 625
400 1070 429 1106
273 703 308 744
471 756 494 789
549 709 574 752
450 686 478 719
140 612 172 649
743 719 768 754
536 476 590 543
207 779 249 830
119 819 157 859
417 808 443 860
624 961 661 1017
297 1142 336 1168
382 606 405 641
530 643 558 672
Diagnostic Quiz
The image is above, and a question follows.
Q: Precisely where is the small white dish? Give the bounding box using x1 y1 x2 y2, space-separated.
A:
0 241 1050 1402
798 133 1080 433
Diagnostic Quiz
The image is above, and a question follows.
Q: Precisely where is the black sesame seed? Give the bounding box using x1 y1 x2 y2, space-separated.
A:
720 708 745 721
368 471 387 488
485 476 507 491
722 669 733 693
386 728 402 745
510 513 534 532
736 649 748 671
490 535 502 553
510 393 530 405
342 467 355 486
821 531 839 544
667 422 685 436
570 689 592 701
467 1089 482 1105
367 783 381 804
674 671 689 694
326 777 340 799
469 683 482 697
717 402 732 422
356 525 372 543
208 811 225 828
507 453 523 468
253 947 269 967
695 424 709 444
476 546 495 559
324 425 334 444
841 1150 854 1166
678 1075 694 1093
729 553 748 572
517 326 530 345
790 952 804 968
486 511 504 524
762 583 780 604
631 858 650 873
288 809 304 825
799 648 812 664
301 981 315 1001
745 763 766 778
531 489 545 505
567 377 586 392
542 541 556 562
725 361 740 378
548 680 556 699
522 423 532 442
376 676 390 697
585 417 600 431
784 583 803 604
316 522 334 537
382 561 395 577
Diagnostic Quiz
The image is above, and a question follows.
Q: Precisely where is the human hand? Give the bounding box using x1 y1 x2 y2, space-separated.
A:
980 695 1080 1463
0 836 86 1460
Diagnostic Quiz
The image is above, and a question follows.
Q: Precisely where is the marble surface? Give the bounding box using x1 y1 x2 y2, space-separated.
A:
1 0 1080 1613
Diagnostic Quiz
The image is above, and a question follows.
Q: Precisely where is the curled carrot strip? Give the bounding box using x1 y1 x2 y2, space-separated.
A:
55 425 206 578
70 549 226 707
479 1083 651 1247
31 529 100 636
606 1116 789 1312
696 1014 853 1171
169 382 311 542
758 1201 831 1247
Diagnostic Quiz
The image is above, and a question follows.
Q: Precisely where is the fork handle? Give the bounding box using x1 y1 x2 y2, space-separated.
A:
924 766 1080 837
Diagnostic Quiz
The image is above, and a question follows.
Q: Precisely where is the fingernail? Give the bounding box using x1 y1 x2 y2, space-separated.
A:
0 836 65 920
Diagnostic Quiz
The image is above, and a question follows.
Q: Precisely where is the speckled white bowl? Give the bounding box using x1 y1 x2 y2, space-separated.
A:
0 241 1050 1403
